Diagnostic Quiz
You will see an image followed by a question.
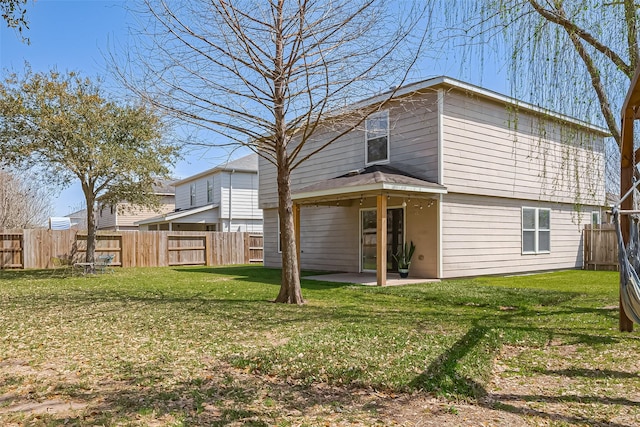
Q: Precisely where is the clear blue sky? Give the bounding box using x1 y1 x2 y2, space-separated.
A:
1 0 508 216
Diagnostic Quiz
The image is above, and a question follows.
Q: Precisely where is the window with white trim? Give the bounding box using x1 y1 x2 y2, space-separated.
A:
522 207 551 254
365 111 389 165
207 179 213 203
190 183 196 206
591 211 600 226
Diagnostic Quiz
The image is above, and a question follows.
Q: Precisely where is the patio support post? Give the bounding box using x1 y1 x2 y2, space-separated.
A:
618 64 640 332
294 203 301 275
376 195 387 286
620 109 634 332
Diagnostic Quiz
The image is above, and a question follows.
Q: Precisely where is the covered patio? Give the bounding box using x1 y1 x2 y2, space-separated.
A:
292 165 446 286
304 272 440 286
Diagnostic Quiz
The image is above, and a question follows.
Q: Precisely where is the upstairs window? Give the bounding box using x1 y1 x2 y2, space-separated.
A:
207 179 213 203
522 207 551 254
365 111 389 165
190 183 196 206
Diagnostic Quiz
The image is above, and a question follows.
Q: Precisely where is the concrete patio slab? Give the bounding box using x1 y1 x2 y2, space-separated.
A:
303 272 439 286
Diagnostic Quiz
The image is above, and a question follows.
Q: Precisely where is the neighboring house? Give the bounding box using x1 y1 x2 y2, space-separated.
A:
259 76 607 282
137 153 263 232
65 208 88 230
96 181 175 231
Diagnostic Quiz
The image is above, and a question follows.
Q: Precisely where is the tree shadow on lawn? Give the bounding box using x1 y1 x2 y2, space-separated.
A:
407 322 639 427
0 269 63 281
173 265 367 291
10 363 402 426
484 401 636 427
15 334 636 427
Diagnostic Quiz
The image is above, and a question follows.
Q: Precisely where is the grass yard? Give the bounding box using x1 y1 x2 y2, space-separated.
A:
0 266 638 426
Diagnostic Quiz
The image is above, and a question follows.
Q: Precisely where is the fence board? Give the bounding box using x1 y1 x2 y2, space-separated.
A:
0 232 23 269
248 234 263 263
0 230 262 269
584 224 619 271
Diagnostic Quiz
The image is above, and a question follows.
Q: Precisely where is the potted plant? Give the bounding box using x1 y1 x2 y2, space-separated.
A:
393 241 416 278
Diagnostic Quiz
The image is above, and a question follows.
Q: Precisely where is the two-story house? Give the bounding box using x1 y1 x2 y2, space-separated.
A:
259 77 607 283
138 153 263 232
96 181 175 231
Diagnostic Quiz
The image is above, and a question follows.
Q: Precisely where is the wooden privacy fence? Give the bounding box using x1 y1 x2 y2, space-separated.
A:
0 230 262 269
583 224 619 271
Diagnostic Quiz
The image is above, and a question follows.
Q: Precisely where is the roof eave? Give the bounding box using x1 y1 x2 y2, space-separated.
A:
172 167 257 186
292 182 447 203
350 76 610 137
136 204 218 225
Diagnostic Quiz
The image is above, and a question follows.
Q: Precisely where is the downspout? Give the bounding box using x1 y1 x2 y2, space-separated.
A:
437 88 444 279
228 169 234 231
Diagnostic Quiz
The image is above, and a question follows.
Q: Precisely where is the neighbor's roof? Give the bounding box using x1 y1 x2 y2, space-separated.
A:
349 76 611 137
292 165 447 203
136 203 218 225
173 153 258 186
151 179 175 195
97 179 175 202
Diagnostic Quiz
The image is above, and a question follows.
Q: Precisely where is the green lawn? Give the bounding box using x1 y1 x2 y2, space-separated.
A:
0 266 637 426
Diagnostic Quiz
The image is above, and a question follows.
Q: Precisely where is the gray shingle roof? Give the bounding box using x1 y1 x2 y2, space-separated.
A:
293 164 446 201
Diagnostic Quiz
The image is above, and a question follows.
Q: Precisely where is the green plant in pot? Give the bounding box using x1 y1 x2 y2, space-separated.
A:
393 241 415 278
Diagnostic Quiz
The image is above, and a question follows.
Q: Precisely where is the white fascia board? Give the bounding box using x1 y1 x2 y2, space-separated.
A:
172 170 217 186
173 167 257 186
136 204 218 225
349 76 610 137
292 182 447 202
437 88 444 185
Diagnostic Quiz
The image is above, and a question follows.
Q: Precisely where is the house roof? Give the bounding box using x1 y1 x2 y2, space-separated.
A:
97 179 175 202
173 153 258 186
348 76 611 137
292 165 447 204
151 180 176 195
136 203 218 225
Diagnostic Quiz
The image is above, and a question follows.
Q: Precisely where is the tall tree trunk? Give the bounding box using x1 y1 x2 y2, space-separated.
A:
272 0 302 304
274 160 303 304
83 189 96 264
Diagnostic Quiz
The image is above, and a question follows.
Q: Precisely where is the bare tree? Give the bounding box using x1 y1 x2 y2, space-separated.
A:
0 169 51 228
122 0 428 303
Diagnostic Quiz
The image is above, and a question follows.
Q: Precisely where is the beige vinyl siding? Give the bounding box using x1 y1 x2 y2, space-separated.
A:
441 90 605 206
263 209 280 267
115 197 175 229
97 204 117 230
441 193 589 278
263 205 359 271
299 205 359 272
259 127 362 208
386 95 440 182
259 92 441 208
